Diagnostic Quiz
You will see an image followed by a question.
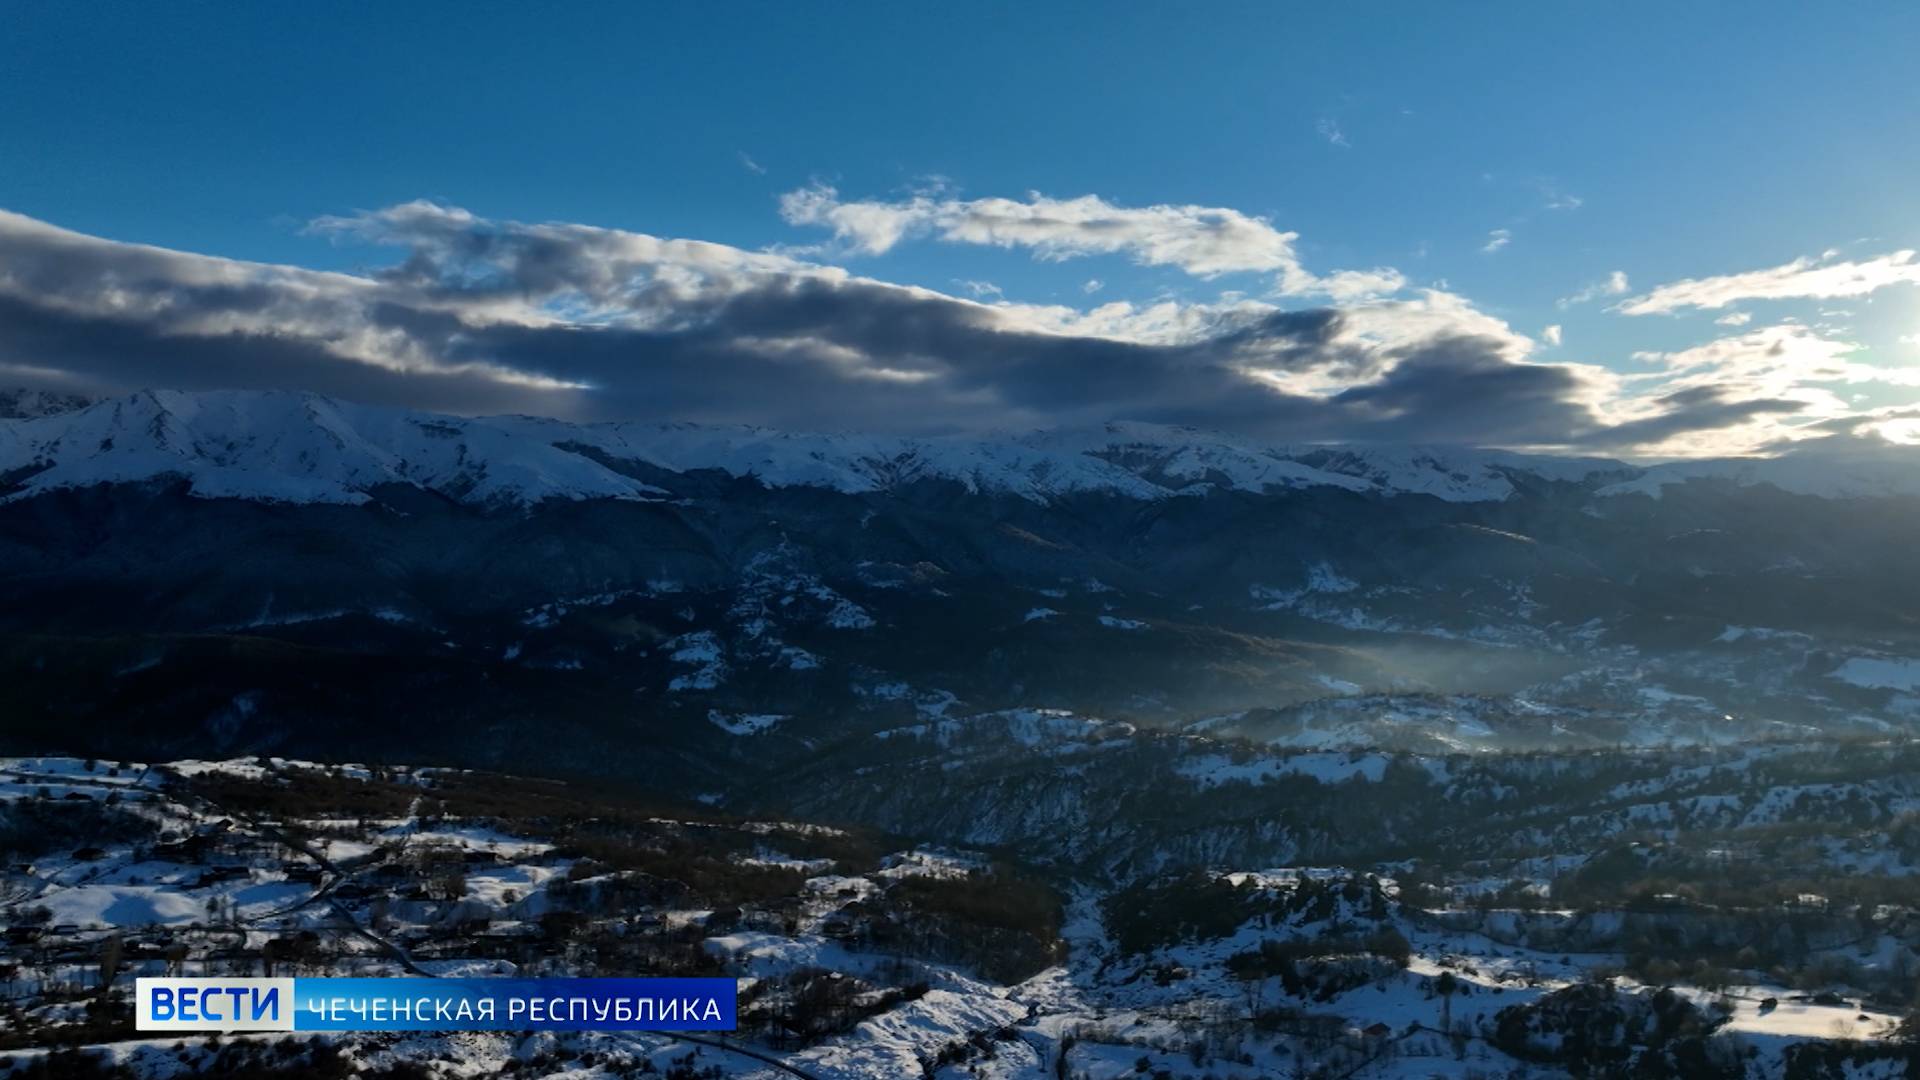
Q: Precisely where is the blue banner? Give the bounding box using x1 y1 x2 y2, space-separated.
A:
139 977 738 1032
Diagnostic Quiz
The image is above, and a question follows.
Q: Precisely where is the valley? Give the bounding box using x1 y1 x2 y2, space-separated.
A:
5 390 1920 1077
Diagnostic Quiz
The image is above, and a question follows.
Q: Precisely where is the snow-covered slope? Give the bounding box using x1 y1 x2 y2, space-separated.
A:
0 390 668 507
498 417 1190 501
517 418 1632 502
0 386 94 419
1601 442 1920 499
7 387 1914 509
1278 442 1630 501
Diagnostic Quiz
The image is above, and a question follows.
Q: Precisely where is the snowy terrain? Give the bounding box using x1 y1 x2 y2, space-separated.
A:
11 387 1917 508
4 755 1917 1078
10 389 1920 1077
1601 441 1920 499
0 390 667 507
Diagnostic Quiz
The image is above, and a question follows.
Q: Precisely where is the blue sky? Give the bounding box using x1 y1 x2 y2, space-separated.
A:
4 3 1920 456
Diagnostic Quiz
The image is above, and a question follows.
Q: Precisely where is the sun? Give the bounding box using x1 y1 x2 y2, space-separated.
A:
1875 417 1920 444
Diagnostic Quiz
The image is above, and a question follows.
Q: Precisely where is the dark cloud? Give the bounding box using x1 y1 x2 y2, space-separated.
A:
1327 337 1601 444
1752 406 1920 453
0 294 575 417
369 282 1354 432
1569 385 1805 452
0 205 1834 453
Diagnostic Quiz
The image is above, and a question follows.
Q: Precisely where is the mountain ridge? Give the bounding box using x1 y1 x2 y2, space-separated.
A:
8 386 1910 508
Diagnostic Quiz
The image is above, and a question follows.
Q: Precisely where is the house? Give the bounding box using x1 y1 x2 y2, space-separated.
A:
153 837 213 864
194 866 251 888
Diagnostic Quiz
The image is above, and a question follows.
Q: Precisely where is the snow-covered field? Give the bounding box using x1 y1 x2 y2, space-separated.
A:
4 754 1917 1078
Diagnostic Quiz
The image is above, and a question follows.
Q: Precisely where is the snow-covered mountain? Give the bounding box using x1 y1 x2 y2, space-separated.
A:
0 386 1800 508
8 387 1920 509
10 385 1920 781
1601 440 1920 500
0 385 94 419
0 390 669 507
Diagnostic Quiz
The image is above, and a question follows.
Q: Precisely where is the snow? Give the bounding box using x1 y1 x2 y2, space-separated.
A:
11 389 1920 513
873 848 988 880
666 630 728 691
0 387 93 419
780 646 821 670
0 390 668 508
1283 443 1625 501
1022 607 1058 622
708 710 788 736
1315 673 1364 695
30 869 312 929
1711 990 1899 1040
397 825 553 857
1601 441 1920 500
790 987 1027 1078
1717 625 1812 644
736 851 836 873
165 758 272 780
1 757 150 784
1176 750 1391 789
1251 560 1359 609
1829 656 1920 691
1095 615 1146 630
727 546 876 650
820 594 876 629
1638 685 1715 709
0 389 1661 510
34 883 210 928
875 707 1124 752
11 747 1920 1077
461 862 570 910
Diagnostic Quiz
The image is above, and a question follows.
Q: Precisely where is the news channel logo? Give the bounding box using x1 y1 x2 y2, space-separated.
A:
137 977 738 1032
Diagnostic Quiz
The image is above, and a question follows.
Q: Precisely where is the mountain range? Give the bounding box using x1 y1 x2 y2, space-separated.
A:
5 387 1920 798
9 387 1920 509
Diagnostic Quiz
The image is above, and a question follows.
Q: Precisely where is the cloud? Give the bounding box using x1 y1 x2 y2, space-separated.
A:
1620 250 1920 314
1715 311 1752 326
777 185 1404 301
1647 323 1920 392
736 151 767 175
956 280 1003 300
1481 229 1511 254
1604 322 1920 456
779 184 1303 276
1316 117 1350 149
1081 279 1104 295
1556 270 1629 309
1313 268 1409 303
0 203 1893 458
1579 385 1806 455
1542 325 1562 346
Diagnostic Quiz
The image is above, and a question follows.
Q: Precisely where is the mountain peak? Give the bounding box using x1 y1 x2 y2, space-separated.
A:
0 386 96 420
